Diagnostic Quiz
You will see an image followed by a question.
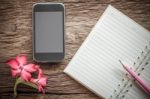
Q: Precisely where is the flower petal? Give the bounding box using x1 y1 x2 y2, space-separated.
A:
21 70 31 81
38 85 42 92
11 69 21 77
35 65 40 69
41 87 45 94
7 59 19 69
38 85 45 93
16 55 27 66
38 77 48 86
24 64 37 73
37 68 44 78
30 78 38 83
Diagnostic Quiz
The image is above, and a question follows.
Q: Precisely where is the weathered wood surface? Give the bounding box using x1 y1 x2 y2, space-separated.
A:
0 0 150 99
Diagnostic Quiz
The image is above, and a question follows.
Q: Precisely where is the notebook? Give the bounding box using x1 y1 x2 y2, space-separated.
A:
64 5 150 99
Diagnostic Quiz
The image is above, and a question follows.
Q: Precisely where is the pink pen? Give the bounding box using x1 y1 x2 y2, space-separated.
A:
119 60 150 95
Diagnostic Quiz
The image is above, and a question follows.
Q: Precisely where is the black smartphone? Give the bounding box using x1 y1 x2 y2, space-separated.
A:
32 3 65 62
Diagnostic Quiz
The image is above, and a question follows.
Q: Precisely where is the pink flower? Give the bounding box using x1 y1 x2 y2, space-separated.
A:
30 67 48 93
7 55 37 81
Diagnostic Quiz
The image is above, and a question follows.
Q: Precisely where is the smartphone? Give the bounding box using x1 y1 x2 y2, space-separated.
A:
32 3 65 62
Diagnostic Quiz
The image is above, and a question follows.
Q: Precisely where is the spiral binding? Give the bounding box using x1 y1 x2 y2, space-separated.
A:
108 41 150 99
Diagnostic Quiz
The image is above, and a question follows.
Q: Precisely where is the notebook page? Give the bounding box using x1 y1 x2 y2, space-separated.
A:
64 5 150 98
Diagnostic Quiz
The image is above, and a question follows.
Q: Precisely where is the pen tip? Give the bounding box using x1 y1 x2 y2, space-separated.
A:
118 60 124 67
118 60 122 64
118 60 121 63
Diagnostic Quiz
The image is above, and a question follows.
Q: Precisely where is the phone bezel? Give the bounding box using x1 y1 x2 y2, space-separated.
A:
32 3 65 62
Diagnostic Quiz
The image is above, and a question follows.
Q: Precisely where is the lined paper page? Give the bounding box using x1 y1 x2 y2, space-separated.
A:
64 5 150 98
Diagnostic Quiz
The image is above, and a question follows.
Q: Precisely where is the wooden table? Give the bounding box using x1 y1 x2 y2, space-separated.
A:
0 0 150 99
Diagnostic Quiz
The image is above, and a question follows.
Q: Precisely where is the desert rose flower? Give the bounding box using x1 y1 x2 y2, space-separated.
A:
31 67 48 93
7 55 37 81
7 54 48 96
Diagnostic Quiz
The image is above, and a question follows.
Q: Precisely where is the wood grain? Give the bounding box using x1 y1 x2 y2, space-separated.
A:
0 0 150 99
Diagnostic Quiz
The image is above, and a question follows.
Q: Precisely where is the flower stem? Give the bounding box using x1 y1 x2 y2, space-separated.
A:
14 77 22 97
14 81 17 97
13 77 38 97
22 81 37 89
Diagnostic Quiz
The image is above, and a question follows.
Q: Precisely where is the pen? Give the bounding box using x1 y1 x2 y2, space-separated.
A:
119 60 150 95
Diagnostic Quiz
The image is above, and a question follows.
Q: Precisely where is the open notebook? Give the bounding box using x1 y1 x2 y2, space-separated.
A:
64 5 150 99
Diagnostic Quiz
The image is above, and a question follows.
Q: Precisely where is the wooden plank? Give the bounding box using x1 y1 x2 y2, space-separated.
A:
0 93 100 99
0 0 150 99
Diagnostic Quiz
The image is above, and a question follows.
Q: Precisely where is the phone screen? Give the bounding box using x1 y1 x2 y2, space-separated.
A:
35 12 63 53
